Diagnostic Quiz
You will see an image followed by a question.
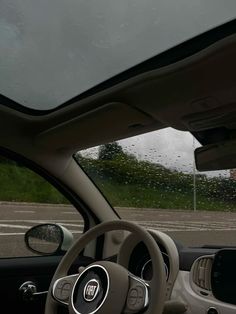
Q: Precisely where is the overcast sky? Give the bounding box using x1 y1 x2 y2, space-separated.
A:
81 128 229 177
119 128 196 172
1 0 236 109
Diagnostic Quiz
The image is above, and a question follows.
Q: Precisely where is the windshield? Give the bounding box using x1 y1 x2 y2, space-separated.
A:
1 1 236 110
75 128 236 247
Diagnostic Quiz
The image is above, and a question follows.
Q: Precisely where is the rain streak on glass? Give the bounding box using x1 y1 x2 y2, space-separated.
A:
76 128 236 247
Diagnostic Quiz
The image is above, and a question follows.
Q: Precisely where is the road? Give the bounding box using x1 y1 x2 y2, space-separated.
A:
117 207 236 247
0 203 236 257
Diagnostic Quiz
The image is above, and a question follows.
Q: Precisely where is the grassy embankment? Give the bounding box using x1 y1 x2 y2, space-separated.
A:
0 162 67 204
0 157 235 211
78 156 236 211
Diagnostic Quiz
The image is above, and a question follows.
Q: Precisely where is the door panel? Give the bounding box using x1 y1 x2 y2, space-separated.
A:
0 255 93 314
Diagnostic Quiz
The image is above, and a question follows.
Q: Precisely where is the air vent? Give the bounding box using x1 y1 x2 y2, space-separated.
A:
192 256 213 291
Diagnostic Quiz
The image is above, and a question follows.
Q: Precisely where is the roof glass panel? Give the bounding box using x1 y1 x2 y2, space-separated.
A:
1 0 236 110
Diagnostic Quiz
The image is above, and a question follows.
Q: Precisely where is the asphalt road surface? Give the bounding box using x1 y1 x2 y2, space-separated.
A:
0 202 236 257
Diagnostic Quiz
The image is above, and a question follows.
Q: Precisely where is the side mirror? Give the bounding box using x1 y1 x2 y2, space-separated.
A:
25 223 74 255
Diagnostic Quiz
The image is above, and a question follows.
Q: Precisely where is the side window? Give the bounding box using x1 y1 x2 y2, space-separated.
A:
0 156 84 258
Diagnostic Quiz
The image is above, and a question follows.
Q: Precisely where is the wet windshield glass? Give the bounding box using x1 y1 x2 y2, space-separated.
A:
76 128 236 247
1 1 236 109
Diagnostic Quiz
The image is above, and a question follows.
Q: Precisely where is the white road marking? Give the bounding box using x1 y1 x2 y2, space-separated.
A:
28 220 83 223
14 211 35 213
0 231 82 236
0 223 29 229
0 233 25 236
60 223 84 228
61 212 78 214
1 219 236 235
0 221 84 236
0 219 83 222
26 221 84 228
135 221 236 231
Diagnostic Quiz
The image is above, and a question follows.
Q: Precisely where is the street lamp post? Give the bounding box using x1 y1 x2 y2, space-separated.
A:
193 136 197 211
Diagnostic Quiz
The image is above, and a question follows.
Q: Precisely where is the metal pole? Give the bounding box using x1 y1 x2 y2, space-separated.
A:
193 136 197 211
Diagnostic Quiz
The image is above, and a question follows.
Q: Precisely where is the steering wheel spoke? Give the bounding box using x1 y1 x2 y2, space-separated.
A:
124 275 149 314
52 274 78 305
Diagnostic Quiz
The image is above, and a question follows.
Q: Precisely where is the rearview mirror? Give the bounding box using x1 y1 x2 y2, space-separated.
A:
25 223 74 255
195 139 236 171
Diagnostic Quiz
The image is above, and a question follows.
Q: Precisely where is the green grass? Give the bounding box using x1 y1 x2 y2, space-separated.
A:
78 155 236 212
95 179 236 211
0 163 68 204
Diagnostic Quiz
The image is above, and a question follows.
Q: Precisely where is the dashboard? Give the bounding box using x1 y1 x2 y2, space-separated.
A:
117 229 236 314
173 247 236 314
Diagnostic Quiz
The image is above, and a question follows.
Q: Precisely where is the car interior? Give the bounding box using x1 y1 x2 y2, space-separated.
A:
1 7 236 314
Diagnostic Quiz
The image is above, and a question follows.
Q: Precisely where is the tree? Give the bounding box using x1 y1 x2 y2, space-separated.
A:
98 142 124 160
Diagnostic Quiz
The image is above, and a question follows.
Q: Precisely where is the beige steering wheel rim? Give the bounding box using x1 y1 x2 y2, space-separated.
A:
45 220 166 314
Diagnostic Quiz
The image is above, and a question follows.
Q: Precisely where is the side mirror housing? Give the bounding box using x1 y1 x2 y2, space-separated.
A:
25 223 74 255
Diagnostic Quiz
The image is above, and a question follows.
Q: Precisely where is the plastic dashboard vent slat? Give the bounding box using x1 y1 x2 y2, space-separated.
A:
192 257 213 291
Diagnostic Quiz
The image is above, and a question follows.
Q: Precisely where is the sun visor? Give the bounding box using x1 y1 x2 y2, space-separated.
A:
36 103 162 152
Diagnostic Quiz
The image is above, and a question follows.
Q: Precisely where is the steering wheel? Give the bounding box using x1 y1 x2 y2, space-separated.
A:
45 220 167 314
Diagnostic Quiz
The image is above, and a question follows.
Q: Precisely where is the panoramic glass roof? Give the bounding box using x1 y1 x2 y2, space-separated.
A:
1 0 236 111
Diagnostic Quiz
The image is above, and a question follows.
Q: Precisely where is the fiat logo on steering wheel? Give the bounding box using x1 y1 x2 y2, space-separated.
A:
83 279 100 302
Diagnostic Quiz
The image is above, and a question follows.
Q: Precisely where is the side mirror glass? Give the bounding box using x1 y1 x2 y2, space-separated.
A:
25 223 73 255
